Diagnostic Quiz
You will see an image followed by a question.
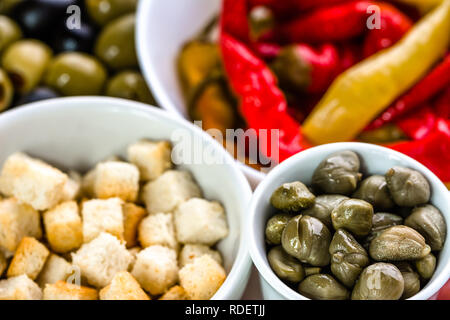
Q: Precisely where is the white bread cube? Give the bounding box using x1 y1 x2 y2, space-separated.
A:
72 232 132 288
127 140 172 181
123 203 147 248
138 212 178 250
93 161 139 202
43 201 82 253
179 255 226 300
143 170 201 214
0 275 42 300
0 198 41 253
127 247 140 272
0 152 68 210
0 251 6 276
43 281 98 300
82 198 124 243
99 271 149 300
36 254 72 287
7 237 49 280
61 171 81 202
179 244 222 268
174 198 228 245
131 245 178 295
159 285 189 300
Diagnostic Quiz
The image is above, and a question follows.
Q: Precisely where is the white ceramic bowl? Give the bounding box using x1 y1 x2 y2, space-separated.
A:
136 0 266 187
248 142 450 300
0 96 253 300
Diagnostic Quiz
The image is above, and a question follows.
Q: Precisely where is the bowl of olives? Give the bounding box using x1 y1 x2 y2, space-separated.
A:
248 142 450 300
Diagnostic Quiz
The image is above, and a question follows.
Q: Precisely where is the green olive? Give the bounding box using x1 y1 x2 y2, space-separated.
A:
363 212 404 249
105 70 155 104
312 151 362 195
369 226 431 261
385 166 430 207
281 215 331 266
265 213 291 245
268 246 305 283
352 263 404 300
396 262 420 299
0 15 22 52
304 267 322 276
415 253 436 280
94 14 137 70
0 68 13 111
45 52 107 96
2 39 52 93
353 175 395 211
0 0 22 14
302 194 348 228
298 274 349 300
405 204 446 251
86 0 137 26
270 181 315 212
331 199 374 237
329 229 369 288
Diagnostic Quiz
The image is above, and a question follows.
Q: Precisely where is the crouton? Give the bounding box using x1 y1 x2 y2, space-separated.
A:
159 285 189 300
0 251 6 276
138 212 178 250
43 281 98 300
179 255 226 300
127 247 140 272
36 254 72 287
143 170 201 214
81 169 96 197
43 201 82 253
127 140 172 181
99 271 149 300
0 152 68 210
7 237 49 280
131 245 178 296
0 275 42 300
72 233 132 288
179 244 222 268
174 198 228 245
0 198 41 252
123 203 147 248
82 198 124 243
93 161 139 202
61 171 81 202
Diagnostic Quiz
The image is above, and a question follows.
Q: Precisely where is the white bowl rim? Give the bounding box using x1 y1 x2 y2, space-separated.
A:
248 141 450 300
0 96 253 300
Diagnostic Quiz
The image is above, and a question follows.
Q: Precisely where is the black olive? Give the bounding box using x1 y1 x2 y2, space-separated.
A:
51 20 97 53
15 86 60 105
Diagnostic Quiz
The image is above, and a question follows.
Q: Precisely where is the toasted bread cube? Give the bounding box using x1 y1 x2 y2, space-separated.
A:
143 170 201 214
82 198 124 243
0 251 6 276
81 169 96 197
174 198 228 245
123 203 147 248
179 244 222 268
7 237 49 280
0 275 42 300
93 161 139 202
61 171 81 202
72 233 132 288
43 201 83 253
127 140 172 181
99 271 149 300
43 281 98 300
179 255 226 300
159 285 189 300
0 198 41 253
131 245 178 295
0 153 68 210
36 254 72 287
138 212 178 250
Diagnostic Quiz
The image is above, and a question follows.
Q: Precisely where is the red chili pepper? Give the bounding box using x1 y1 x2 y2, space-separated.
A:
221 0 250 43
337 43 362 73
434 87 450 119
396 104 437 140
251 42 281 60
249 0 354 16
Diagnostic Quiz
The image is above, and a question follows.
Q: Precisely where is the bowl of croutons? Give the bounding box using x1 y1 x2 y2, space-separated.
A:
0 96 252 300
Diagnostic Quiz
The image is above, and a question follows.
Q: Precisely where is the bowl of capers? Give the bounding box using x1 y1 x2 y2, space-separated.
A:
248 142 449 300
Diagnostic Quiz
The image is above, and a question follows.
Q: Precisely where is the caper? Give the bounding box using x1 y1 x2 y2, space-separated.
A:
331 199 374 237
363 212 404 249
265 213 291 245
311 150 362 195
0 68 13 111
415 253 436 280
0 0 22 14
281 215 331 266
353 175 394 211
329 229 369 287
268 246 305 283
86 0 137 26
298 274 349 300
105 70 155 104
396 262 420 299
0 15 22 52
270 181 315 212
369 226 431 261
352 263 404 300
385 166 430 207
405 204 446 251
304 267 322 277
302 194 348 228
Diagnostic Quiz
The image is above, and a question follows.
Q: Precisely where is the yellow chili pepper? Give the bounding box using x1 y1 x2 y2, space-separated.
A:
303 0 450 145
